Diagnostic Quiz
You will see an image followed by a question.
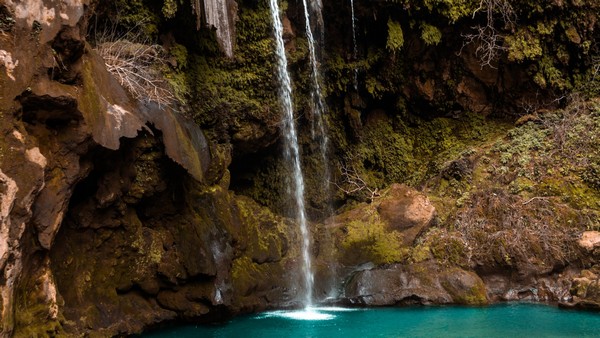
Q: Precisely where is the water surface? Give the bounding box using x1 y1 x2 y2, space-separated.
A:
144 303 600 337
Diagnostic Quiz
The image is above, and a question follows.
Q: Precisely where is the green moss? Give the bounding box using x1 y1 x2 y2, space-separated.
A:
386 19 404 52
410 244 433 263
109 0 161 37
231 256 262 297
189 3 280 129
14 276 64 337
162 0 180 19
421 0 478 22
420 23 442 45
14 303 63 338
505 28 543 62
234 195 287 262
341 214 407 265
535 20 556 35
534 56 571 90
80 58 103 126
346 111 510 191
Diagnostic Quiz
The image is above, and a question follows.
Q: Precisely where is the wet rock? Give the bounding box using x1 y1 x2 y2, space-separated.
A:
482 272 574 303
343 262 487 306
0 0 220 335
157 290 210 317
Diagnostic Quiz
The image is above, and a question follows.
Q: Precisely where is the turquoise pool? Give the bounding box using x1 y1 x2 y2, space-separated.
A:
143 303 600 337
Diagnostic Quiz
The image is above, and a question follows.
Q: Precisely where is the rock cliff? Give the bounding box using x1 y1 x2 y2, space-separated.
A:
0 1 300 336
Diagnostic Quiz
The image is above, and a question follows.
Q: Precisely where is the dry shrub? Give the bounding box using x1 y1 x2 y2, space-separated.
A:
333 158 381 203
452 189 583 269
92 23 178 109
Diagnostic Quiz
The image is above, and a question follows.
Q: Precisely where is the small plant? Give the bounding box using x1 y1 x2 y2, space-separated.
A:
421 23 442 46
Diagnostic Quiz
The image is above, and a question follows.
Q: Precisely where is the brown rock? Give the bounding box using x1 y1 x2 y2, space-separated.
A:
578 231 600 251
377 184 435 245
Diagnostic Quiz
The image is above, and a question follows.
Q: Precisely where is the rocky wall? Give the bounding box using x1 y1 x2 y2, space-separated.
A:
0 1 302 336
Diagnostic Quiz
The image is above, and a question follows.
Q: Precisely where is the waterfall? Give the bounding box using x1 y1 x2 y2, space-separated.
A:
301 0 332 217
268 0 314 307
350 0 358 89
301 0 325 140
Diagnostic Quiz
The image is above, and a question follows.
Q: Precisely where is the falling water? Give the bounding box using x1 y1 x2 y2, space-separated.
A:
301 0 332 220
350 0 358 89
268 0 314 307
302 0 327 141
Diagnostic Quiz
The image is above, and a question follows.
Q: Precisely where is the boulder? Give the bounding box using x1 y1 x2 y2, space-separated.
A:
343 262 487 306
377 184 436 245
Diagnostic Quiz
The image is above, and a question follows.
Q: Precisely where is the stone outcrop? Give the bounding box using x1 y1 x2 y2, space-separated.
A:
343 262 487 306
323 184 435 268
564 268 600 310
48 137 299 335
578 231 600 252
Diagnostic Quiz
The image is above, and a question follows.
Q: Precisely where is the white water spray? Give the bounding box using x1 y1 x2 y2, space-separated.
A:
268 0 314 307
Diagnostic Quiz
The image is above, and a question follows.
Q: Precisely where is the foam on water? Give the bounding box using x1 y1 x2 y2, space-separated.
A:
312 306 359 312
258 307 357 321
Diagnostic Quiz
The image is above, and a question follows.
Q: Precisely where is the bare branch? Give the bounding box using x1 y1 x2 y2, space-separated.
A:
333 160 380 202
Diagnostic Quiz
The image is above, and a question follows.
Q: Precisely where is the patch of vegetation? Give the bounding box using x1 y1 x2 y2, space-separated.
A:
333 111 510 201
505 28 543 62
386 19 404 52
420 23 442 45
188 2 282 136
341 214 407 265
422 97 600 271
